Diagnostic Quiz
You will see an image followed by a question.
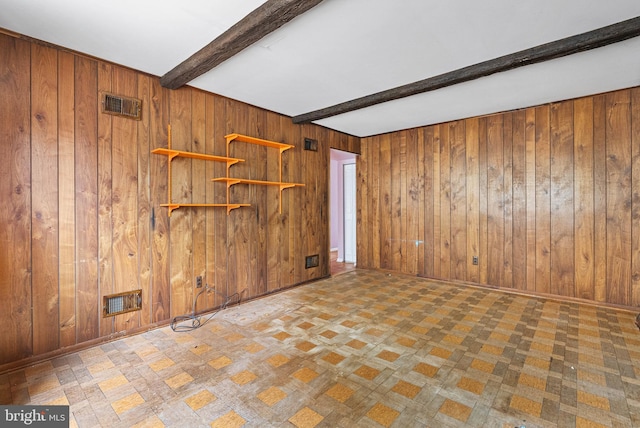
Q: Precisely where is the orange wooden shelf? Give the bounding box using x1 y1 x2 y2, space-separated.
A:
212 177 305 189
225 133 294 153
161 203 251 216
151 147 242 166
153 127 304 216
152 124 248 216
222 133 304 213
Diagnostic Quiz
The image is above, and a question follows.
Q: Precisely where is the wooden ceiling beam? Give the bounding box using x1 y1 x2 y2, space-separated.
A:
293 16 640 124
160 0 324 89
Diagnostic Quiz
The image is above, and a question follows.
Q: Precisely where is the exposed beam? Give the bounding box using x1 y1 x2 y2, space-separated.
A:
293 16 640 124
161 0 324 89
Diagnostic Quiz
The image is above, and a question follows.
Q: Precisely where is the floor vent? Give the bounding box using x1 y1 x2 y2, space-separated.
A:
101 92 142 120
103 290 142 317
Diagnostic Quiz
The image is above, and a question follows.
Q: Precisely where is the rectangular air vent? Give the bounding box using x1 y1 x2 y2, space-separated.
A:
305 254 319 269
304 138 318 151
103 290 142 317
101 92 142 120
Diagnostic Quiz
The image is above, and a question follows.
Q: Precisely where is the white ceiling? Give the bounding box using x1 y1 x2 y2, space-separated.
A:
1 0 640 137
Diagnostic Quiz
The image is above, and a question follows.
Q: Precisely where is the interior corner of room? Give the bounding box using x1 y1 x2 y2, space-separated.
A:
2 1 640 426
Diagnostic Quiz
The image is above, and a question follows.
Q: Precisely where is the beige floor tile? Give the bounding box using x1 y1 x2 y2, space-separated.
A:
257 386 287 406
208 356 232 370
293 367 319 383
230 370 256 385
111 392 145 415
354 365 380 381
288 407 324 428
165 372 194 389
324 383 354 403
149 357 175 372
185 390 216 411
366 402 400 427
5 270 640 427
391 380 421 399
210 410 245 428
439 398 473 422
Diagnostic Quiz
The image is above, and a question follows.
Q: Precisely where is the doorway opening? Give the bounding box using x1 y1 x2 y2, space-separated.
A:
330 149 357 275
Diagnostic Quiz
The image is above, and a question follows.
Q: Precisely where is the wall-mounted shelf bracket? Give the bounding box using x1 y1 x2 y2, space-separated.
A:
221 133 304 213
152 124 245 216
151 127 304 216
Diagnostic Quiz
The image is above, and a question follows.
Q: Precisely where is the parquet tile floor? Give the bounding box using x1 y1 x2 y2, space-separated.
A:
2 269 640 427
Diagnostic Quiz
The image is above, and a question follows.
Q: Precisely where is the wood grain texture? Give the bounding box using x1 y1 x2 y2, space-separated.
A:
406 129 420 275
137 74 152 325
535 106 551 294
450 121 466 281
149 79 170 322
357 87 640 309
241 104 257 296
229 102 250 299
370 136 381 269
502 112 513 288
212 96 229 307
266 111 283 291
605 90 632 306
465 118 479 283
6 30 640 372
439 124 451 280
318 128 330 278
300 123 313 281
31 43 60 355
478 118 488 284
422 127 434 277
511 110 526 290
524 108 537 292
282 115 296 285
398 131 408 273
97 61 114 338
593 95 608 303
574 97 595 300
329 132 361 155
191 90 207 312
391 132 403 271
432 126 441 278
294 119 305 284
112 66 140 332
487 115 504 287
550 101 574 297
169 88 194 318
0 35 32 365
74 56 99 344
58 51 76 347
379 134 392 270
203 93 216 309
1 33 350 370
632 87 640 306
416 128 426 276
253 108 268 290
356 139 369 268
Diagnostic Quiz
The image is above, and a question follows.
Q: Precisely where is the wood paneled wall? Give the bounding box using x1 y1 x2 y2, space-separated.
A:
0 33 359 369
358 88 640 309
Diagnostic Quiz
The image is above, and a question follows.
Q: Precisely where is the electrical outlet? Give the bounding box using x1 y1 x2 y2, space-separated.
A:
472 256 479 266
196 276 203 288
